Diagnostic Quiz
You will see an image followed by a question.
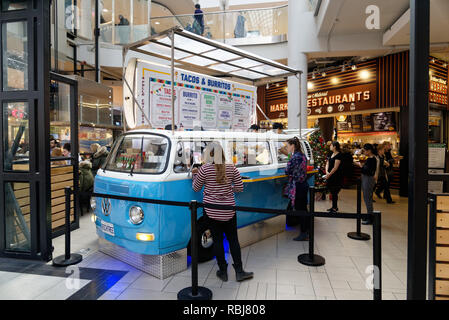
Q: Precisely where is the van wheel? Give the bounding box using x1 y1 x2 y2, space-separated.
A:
187 217 214 263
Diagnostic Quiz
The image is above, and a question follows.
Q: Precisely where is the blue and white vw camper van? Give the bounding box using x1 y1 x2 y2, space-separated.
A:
92 129 315 261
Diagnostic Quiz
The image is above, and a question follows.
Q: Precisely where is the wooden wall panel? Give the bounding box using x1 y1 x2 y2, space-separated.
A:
377 51 409 109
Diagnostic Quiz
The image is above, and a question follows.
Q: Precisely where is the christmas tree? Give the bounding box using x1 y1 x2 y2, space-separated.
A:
308 126 329 189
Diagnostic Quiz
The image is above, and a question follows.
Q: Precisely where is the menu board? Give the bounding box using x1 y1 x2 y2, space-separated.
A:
336 116 352 133
200 93 217 130
362 114 373 132
149 83 178 128
351 114 363 133
429 144 446 169
232 96 250 130
373 112 396 132
178 89 200 129
217 96 233 129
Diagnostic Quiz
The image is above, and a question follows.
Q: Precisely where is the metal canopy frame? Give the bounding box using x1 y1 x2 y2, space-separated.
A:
123 27 303 133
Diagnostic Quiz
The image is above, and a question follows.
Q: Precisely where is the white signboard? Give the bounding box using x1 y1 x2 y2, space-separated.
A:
127 59 256 130
429 144 446 169
217 95 233 129
179 89 200 129
201 93 217 130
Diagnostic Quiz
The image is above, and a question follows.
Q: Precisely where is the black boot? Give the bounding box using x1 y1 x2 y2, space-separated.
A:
233 263 253 282
216 264 228 282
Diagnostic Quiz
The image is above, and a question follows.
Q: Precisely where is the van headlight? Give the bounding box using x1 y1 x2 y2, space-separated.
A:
129 206 144 225
90 197 96 210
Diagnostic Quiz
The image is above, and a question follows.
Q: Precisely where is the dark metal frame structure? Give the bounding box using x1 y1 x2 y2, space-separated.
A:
407 0 430 300
49 72 80 239
0 0 52 260
0 1 79 261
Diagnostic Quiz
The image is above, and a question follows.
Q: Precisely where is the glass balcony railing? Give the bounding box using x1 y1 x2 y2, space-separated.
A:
99 5 288 46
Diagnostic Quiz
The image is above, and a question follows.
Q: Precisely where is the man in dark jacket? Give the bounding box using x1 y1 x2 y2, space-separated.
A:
194 4 204 35
90 143 109 177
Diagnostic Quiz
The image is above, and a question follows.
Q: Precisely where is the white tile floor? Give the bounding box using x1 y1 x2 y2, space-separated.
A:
20 188 409 300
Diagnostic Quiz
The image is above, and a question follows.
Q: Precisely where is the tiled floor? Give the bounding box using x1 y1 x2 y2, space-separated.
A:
0 188 408 300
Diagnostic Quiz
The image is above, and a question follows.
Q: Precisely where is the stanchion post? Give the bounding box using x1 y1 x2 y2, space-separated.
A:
178 201 212 300
52 187 83 267
348 179 371 241
372 211 382 300
298 187 325 267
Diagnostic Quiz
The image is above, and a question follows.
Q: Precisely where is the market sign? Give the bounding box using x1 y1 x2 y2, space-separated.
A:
267 98 288 119
307 83 377 116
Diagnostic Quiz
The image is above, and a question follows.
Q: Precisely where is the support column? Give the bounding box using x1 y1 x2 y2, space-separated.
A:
407 0 430 300
288 0 308 130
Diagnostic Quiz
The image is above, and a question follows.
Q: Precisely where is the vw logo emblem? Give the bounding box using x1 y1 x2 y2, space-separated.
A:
101 198 111 216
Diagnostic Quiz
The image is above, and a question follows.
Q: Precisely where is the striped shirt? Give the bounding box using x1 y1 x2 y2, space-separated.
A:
192 163 244 221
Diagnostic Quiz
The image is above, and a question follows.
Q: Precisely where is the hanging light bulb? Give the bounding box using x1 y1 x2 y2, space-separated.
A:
321 71 326 77
341 64 346 72
276 83 280 87
351 64 357 71
312 71 316 79
266 83 269 89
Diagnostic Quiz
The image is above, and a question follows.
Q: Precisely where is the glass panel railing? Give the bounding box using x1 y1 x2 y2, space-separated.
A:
99 5 288 46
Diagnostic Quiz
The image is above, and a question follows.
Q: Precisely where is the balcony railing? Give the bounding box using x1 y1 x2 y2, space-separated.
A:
99 5 288 46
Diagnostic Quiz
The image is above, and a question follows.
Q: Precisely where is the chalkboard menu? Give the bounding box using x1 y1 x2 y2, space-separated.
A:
372 112 396 132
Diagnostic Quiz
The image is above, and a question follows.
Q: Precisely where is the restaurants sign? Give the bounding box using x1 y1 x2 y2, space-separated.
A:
307 83 377 116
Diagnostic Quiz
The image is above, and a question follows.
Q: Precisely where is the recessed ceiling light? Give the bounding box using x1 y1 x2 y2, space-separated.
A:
155 21 160 25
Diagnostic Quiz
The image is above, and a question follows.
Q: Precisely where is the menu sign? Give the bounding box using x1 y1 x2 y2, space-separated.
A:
200 93 217 130
307 83 377 116
372 112 396 132
149 83 178 128
351 114 363 132
362 114 373 132
217 96 233 129
233 96 250 130
179 89 200 129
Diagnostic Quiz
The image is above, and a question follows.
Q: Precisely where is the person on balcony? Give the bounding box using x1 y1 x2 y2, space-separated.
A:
234 12 247 38
193 4 204 35
116 14 129 44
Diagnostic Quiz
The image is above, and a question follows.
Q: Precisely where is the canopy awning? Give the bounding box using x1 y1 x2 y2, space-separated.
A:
124 27 301 86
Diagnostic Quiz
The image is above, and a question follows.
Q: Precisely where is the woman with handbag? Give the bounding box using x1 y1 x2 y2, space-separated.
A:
192 142 253 282
284 137 310 241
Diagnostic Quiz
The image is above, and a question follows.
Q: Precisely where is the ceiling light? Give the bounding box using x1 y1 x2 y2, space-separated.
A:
331 77 339 84
276 83 280 87
359 70 370 80
341 64 346 72
312 71 316 79
266 83 269 89
321 71 326 77
431 58 436 63
307 82 314 90
155 21 160 25
444 63 448 68
351 65 357 71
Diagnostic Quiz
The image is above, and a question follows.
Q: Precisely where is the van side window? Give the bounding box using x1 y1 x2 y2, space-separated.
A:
228 141 272 167
173 141 217 173
276 141 289 163
105 134 169 174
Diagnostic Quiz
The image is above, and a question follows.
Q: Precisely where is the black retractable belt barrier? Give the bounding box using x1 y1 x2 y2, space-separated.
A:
297 187 325 267
177 200 213 300
372 211 382 300
53 187 83 267
347 179 371 241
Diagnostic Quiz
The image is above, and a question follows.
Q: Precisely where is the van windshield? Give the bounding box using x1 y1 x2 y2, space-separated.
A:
105 134 169 174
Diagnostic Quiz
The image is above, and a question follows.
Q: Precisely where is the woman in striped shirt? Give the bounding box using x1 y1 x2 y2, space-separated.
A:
192 142 253 282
